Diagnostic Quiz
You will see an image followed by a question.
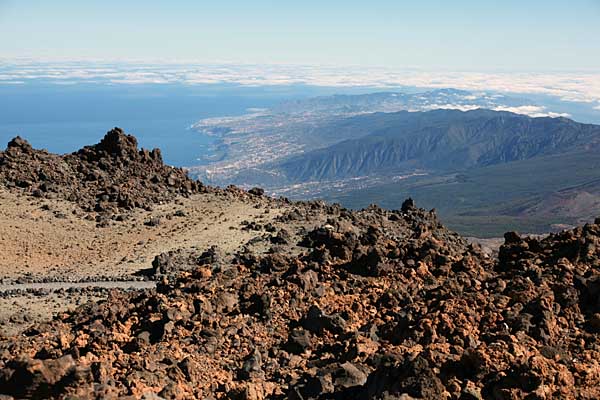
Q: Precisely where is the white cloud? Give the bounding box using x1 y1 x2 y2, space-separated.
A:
422 103 481 112
545 112 572 118
492 105 570 118
417 103 571 118
0 59 600 106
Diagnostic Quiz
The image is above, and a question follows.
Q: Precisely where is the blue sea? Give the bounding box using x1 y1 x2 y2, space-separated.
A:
0 82 324 166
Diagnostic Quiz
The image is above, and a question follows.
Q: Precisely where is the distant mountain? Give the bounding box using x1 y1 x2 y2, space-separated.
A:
327 148 600 236
189 89 548 182
187 90 600 236
276 109 600 182
221 109 600 236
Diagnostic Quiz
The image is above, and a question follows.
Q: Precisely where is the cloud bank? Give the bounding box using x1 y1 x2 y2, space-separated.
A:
1 59 600 106
491 105 570 118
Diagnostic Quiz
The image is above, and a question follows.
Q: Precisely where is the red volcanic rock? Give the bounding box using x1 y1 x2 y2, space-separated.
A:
0 202 599 398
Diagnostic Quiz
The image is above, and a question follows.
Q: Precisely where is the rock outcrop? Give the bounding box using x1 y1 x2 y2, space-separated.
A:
0 128 202 215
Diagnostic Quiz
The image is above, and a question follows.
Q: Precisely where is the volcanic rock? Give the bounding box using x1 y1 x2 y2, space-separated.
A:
0 128 202 216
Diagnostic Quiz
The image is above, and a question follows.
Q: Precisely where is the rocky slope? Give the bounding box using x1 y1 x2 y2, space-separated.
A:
0 132 600 399
0 128 202 216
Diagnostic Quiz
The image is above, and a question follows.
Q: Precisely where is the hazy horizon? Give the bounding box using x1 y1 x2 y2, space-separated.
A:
1 0 599 71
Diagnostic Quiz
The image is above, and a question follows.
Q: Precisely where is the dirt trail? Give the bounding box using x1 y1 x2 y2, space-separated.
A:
0 280 156 293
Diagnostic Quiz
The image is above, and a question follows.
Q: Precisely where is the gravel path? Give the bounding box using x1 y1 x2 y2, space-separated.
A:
0 280 156 293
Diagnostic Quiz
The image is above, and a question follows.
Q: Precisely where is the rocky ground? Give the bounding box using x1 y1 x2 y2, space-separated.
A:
0 185 317 336
0 131 599 399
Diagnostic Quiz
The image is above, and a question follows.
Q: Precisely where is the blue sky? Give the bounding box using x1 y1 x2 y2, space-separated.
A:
1 0 599 71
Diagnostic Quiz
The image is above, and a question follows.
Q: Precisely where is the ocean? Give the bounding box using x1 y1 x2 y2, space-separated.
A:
0 82 300 166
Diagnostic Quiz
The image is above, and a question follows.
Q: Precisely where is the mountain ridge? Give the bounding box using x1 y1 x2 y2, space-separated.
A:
275 109 600 183
202 108 600 236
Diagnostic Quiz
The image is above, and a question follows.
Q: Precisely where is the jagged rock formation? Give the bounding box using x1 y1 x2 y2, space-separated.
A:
0 128 202 215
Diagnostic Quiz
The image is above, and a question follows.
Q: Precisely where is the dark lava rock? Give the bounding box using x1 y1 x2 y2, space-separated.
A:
0 355 80 398
357 355 446 399
301 305 346 335
238 349 263 380
144 217 161 227
151 249 202 277
285 328 312 354
0 128 203 216
332 362 368 389
248 187 265 196
270 228 290 245
401 197 416 212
